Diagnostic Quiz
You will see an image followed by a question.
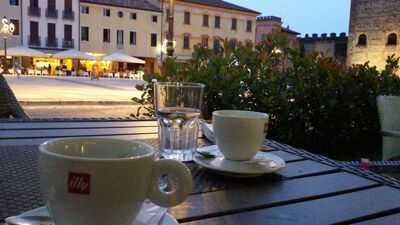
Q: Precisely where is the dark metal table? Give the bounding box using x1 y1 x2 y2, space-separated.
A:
1 139 400 225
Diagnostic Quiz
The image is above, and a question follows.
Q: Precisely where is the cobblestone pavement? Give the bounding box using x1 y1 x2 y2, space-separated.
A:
5 75 146 103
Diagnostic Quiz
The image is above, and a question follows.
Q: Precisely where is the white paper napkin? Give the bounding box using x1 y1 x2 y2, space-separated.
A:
5 200 167 225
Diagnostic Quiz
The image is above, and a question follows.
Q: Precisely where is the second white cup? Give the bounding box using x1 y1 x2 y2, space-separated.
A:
213 110 269 161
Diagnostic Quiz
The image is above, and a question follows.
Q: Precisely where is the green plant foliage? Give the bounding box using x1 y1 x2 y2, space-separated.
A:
133 35 400 159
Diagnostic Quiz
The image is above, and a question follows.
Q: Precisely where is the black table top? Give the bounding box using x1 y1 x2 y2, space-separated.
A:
1 139 400 225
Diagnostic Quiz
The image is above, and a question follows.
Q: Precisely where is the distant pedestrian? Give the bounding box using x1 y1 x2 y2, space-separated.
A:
91 65 99 80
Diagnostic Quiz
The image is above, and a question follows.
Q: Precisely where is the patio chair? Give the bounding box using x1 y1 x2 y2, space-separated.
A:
0 74 29 119
114 72 120 79
129 73 135 79
377 95 400 159
42 70 49 76
35 70 42 76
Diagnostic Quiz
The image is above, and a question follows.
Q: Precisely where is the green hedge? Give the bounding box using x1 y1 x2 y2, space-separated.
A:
134 35 400 159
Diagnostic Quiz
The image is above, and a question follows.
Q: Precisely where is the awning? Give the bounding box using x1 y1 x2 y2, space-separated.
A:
0 46 49 58
52 49 98 60
102 52 145 64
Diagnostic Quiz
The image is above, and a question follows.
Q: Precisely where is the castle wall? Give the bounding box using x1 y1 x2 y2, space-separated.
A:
348 0 400 70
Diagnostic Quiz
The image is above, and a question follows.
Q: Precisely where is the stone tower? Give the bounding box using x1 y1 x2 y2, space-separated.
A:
348 0 400 70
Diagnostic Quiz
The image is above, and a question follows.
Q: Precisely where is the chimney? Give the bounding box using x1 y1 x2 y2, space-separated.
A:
312 33 318 38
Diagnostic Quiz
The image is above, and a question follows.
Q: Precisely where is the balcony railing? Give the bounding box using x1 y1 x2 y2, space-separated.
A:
46 37 58 47
63 10 75 20
28 6 41 17
29 36 41 47
46 8 58 18
62 39 74 48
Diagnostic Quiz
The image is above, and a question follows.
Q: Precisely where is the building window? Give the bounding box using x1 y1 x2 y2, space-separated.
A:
215 16 220 28
47 23 56 40
9 0 19 6
357 34 367 46
165 8 170 21
117 30 124 45
103 28 110 43
103 8 110 17
130 31 136 45
152 15 158 23
201 36 209 48
80 6 89 14
10 19 19 35
387 33 397 46
151 33 157 47
231 18 237 30
183 34 190 49
64 24 72 40
203 15 209 27
213 38 221 53
184 11 190 25
81 26 89 41
64 0 72 11
130 12 137 20
246 20 252 32
30 0 39 7
118 11 124 18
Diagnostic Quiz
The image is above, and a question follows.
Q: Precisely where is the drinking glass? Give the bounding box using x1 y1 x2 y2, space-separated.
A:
155 82 205 161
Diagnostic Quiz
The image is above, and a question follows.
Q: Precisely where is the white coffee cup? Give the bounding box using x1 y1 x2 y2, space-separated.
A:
213 110 269 161
39 138 192 225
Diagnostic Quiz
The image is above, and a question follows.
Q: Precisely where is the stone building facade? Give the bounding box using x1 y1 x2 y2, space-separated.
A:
256 16 300 49
299 33 348 65
348 0 400 70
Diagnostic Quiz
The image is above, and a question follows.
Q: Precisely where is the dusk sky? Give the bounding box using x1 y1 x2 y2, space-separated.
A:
229 0 351 36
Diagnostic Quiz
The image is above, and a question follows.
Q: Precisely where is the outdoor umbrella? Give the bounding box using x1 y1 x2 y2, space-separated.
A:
52 49 98 60
0 46 49 58
102 52 145 64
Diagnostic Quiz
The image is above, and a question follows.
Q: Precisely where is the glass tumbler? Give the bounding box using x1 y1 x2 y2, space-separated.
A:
155 82 205 161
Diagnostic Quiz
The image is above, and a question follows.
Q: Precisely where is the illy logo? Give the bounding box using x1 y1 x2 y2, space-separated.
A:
68 172 91 195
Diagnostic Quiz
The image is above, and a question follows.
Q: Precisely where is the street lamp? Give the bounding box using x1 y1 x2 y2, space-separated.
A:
0 17 15 73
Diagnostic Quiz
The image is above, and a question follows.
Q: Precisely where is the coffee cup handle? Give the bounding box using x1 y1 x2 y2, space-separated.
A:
147 159 193 208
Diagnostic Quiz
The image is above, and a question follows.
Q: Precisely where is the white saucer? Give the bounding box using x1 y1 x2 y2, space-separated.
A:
194 146 286 177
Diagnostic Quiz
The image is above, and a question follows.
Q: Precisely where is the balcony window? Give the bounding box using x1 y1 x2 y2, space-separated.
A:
29 21 40 46
63 0 74 20
29 0 41 17
103 8 110 17
47 23 57 47
203 15 209 27
184 12 190 25
152 15 158 23
118 11 123 18
130 12 137 20
63 24 73 48
81 26 89 41
46 0 58 18
213 38 221 53
215 16 221 29
9 0 19 6
151 33 157 47
103 28 110 43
